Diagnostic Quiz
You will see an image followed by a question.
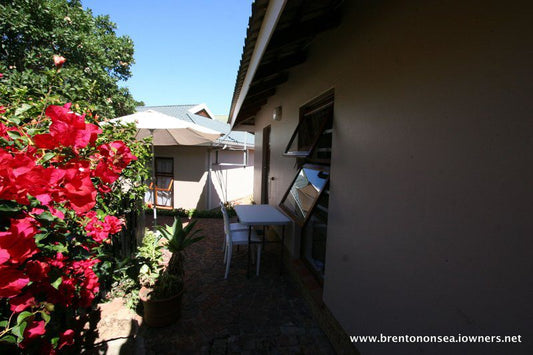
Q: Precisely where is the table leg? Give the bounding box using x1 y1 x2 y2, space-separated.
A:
280 225 285 275
247 225 251 278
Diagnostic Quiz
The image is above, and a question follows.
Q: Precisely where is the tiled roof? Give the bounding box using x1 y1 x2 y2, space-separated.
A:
136 105 254 148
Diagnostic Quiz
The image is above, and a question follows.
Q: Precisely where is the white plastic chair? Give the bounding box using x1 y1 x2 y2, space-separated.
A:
220 202 248 251
222 207 262 278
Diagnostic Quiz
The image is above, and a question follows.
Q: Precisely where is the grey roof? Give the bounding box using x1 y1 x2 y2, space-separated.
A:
136 105 254 148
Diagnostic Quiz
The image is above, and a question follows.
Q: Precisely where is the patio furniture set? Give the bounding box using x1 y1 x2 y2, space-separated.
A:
221 203 291 279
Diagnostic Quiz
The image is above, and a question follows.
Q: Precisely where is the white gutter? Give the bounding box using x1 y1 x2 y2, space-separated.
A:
229 0 287 128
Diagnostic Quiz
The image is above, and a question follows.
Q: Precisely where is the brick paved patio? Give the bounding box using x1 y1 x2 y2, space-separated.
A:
102 217 335 354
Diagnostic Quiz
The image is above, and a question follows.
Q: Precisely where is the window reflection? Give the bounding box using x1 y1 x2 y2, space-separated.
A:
280 165 329 225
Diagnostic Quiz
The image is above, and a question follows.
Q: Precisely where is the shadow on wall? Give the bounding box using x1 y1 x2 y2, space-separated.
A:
174 172 208 210
155 146 207 182
210 164 253 209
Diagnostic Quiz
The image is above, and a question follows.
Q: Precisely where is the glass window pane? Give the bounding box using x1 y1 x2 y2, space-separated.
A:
156 158 173 174
280 165 329 225
284 99 333 157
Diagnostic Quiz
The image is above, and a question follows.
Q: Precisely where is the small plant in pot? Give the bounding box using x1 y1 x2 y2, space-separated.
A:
139 217 204 327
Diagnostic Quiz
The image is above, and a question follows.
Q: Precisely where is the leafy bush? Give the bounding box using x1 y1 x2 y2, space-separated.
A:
147 204 237 219
0 0 138 118
0 65 147 351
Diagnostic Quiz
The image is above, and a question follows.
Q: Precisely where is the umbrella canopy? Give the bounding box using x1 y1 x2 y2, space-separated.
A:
114 110 222 145
112 110 222 227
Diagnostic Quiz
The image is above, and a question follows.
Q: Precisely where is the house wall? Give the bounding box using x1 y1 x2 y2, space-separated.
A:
250 1 533 353
209 149 255 208
155 146 209 210
154 146 254 210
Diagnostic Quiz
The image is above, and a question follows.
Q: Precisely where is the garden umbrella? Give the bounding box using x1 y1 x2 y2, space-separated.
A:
115 110 222 145
113 110 222 225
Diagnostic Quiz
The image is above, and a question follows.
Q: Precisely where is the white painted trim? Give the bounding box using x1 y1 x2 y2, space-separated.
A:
229 0 287 128
189 103 216 120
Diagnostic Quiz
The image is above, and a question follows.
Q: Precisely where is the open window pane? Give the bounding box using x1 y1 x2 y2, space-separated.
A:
284 90 334 157
284 104 332 156
280 164 329 226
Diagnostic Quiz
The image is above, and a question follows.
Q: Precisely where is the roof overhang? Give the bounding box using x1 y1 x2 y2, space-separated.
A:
229 0 343 130
229 0 287 128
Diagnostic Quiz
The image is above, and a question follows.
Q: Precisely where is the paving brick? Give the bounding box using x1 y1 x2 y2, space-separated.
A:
97 217 334 354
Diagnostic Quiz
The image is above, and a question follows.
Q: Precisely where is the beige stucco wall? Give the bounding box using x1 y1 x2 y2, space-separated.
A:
155 145 208 210
250 1 533 353
209 149 255 208
153 146 254 210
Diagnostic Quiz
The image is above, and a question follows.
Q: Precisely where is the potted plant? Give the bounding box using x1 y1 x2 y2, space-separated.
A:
139 217 204 327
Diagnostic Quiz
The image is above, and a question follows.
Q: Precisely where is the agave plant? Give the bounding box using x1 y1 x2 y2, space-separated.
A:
151 217 204 298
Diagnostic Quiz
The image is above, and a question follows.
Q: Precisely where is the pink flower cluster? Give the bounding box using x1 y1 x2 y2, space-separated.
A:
0 101 137 350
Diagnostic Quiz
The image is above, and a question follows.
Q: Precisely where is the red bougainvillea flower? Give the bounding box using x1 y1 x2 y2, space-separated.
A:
104 215 124 235
0 265 30 298
9 293 37 313
59 329 75 349
53 55 66 68
25 260 51 282
93 141 136 183
0 216 39 265
85 212 124 243
23 320 46 339
0 106 6 114
0 123 8 138
0 149 37 204
33 103 102 151
0 99 140 349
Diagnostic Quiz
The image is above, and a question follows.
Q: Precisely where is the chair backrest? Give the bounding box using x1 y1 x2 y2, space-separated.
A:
220 204 232 246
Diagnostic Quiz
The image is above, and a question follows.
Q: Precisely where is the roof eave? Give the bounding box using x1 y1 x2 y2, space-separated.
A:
229 0 287 129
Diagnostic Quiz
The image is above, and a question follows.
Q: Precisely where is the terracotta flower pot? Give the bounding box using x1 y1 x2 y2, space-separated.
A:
139 286 183 327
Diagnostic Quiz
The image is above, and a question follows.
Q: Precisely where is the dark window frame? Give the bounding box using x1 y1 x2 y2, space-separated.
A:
282 89 334 283
154 157 174 208
279 164 330 228
283 90 334 158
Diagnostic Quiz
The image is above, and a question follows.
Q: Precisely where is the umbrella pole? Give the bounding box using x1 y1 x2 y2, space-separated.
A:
150 129 157 228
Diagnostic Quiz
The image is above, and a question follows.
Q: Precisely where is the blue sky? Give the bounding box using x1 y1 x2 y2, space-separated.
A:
82 1 252 115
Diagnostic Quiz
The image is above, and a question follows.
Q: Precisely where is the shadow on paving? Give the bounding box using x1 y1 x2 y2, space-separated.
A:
136 217 335 354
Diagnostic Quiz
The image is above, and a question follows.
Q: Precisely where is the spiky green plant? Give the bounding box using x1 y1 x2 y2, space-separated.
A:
151 218 204 298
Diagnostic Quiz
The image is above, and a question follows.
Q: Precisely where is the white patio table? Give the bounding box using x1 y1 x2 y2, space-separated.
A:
234 204 292 277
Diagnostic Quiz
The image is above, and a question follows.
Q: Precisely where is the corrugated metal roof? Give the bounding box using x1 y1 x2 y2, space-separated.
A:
136 105 254 148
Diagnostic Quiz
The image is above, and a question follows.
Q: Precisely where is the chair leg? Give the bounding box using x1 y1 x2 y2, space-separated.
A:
223 243 228 264
251 244 256 264
256 245 262 276
224 246 232 279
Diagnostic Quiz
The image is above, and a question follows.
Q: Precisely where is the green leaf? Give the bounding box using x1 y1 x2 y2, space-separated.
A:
0 335 17 344
0 320 8 328
40 311 51 323
15 104 32 116
51 276 62 290
16 311 33 325
40 152 55 163
6 130 21 140
50 337 59 347
34 232 49 244
36 211 55 222
96 209 106 219
11 322 27 342
0 201 21 212
8 116 21 125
